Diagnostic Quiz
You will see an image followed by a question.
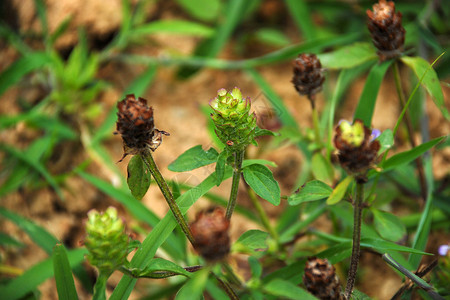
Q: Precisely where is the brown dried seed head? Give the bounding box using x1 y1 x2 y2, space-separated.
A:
116 94 168 161
367 0 405 61
292 53 325 102
190 207 230 262
303 257 342 300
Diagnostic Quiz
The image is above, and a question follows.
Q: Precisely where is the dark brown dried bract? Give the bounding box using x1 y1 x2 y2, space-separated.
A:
367 0 405 61
292 53 325 104
190 207 230 262
334 120 380 180
303 257 342 300
116 94 168 161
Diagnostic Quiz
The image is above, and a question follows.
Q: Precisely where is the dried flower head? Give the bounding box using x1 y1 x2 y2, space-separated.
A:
210 88 257 151
334 120 380 180
116 94 169 161
303 257 342 300
190 207 230 262
84 207 129 274
292 53 325 105
367 0 406 61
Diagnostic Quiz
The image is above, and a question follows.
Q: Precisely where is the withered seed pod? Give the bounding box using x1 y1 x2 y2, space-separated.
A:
116 94 169 161
367 0 406 61
303 257 342 300
190 207 230 262
292 53 325 105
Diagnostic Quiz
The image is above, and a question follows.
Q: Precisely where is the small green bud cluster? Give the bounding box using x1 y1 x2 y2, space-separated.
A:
85 207 129 274
210 88 257 151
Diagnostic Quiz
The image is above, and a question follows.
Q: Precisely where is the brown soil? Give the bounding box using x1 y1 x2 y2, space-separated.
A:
1 1 449 299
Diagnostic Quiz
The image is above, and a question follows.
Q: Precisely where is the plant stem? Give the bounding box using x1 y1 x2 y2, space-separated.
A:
309 96 322 147
222 262 242 286
141 150 195 245
344 181 364 299
211 271 240 300
92 273 108 300
226 150 245 219
392 62 427 200
245 182 279 241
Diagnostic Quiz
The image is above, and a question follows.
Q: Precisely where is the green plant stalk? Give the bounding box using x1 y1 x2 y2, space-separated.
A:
392 61 427 200
312 106 322 147
92 272 108 300
211 270 239 300
344 182 364 299
226 150 245 219
246 183 279 241
221 262 242 287
141 150 195 245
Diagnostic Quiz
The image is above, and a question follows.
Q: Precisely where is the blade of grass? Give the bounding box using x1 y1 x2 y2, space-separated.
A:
53 244 78 300
0 248 86 300
285 0 316 40
110 169 233 300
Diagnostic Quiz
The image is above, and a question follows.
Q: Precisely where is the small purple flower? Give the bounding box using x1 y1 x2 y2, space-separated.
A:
438 244 449 256
371 129 381 141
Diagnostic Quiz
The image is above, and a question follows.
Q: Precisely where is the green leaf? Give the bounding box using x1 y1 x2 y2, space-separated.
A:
0 233 23 248
285 0 316 40
326 176 353 205
263 278 317 300
175 268 209 300
317 42 377 69
401 56 449 120
243 164 281 205
288 180 333 205
127 155 151 200
233 230 269 253
376 129 394 154
382 136 445 171
254 28 290 47
372 209 407 242
175 0 221 22
360 238 431 255
316 242 352 264
215 150 228 186
0 248 86 300
311 153 334 185
168 145 219 172
137 258 192 278
110 170 233 300
133 20 214 38
354 60 393 126
254 127 278 138
242 159 277 168
53 244 78 300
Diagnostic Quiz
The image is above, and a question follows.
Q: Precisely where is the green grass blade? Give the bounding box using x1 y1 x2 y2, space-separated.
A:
110 169 233 300
353 60 393 126
132 20 214 38
0 248 86 300
0 208 58 254
53 244 78 300
285 0 316 40
0 52 51 96
317 43 377 69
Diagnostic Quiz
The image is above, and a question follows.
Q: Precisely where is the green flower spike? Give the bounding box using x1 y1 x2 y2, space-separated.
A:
210 88 257 151
85 207 129 275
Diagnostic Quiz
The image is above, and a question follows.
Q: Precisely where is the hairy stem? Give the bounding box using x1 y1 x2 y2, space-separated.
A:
92 272 109 300
141 150 194 244
226 150 245 219
392 62 427 200
211 271 240 300
309 96 322 147
344 182 364 299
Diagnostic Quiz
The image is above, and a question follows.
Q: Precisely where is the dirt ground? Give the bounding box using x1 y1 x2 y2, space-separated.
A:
0 0 449 299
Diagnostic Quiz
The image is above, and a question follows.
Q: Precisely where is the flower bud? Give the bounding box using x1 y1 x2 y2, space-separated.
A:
85 207 129 274
209 88 257 151
334 120 380 179
367 0 406 61
303 257 342 300
116 94 169 161
190 207 230 262
292 53 325 104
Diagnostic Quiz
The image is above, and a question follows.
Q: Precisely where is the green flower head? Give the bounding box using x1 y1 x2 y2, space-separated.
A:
85 207 129 274
209 88 257 151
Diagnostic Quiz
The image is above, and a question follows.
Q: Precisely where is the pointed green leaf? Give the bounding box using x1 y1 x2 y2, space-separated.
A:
53 244 78 300
361 238 431 255
136 258 192 278
376 129 394 154
382 136 445 171
317 42 377 69
242 159 277 168
372 209 406 242
133 20 214 37
401 56 449 120
168 145 219 172
243 164 281 205
354 59 393 126
263 279 318 300
311 153 334 185
175 268 209 300
233 230 269 253
0 233 23 248
326 176 353 205
127 155 151 200
288 180 333 205
175 0 221 22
